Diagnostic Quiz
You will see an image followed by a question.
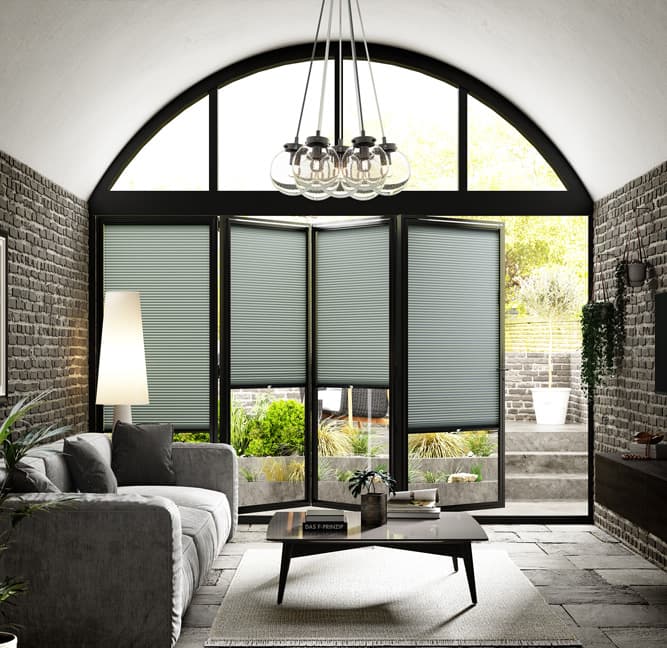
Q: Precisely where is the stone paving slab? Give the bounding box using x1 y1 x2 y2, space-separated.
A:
602 626 667 648
564 603 667 627
192 583 234 605
549 604 577 627
597 569 667 586
174 627 210 648
589 529 619 543
571 627 618 648
510 552 578 569
182 604 220 628
630 585 667 604
475 540 545 554
212 554 242 569
540 542 632 556
568 554 656 570
484 524 550 532
536 585 645 605
230 530 268 542
547 524 597 533
519 531 604 544
524 568 608 587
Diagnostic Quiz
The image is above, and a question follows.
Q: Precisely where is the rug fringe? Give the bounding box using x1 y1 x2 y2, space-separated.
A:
205 640 582 647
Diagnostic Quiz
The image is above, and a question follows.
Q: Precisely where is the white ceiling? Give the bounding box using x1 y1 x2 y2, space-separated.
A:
1 0 665 201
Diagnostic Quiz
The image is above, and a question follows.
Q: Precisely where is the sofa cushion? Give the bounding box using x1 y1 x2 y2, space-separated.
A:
26 441 73 492
118 485 231 550
112 422 176 486
64 437 118 493
180 534 199 614
178 505 217 587
9 463 61 493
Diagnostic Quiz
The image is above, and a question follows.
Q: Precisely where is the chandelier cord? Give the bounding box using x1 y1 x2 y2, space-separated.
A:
337 0 344 144
317 0 335 134
355 0 385 141
347 0 365 135
294 0 327 143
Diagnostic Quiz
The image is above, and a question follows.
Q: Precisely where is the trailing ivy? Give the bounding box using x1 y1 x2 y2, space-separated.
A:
614 261 627 361
580 301 616 399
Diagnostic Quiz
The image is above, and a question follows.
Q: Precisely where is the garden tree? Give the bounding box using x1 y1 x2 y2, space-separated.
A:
517 265 585 387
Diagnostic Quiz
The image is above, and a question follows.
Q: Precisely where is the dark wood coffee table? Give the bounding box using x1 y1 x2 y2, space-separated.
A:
266 511 488 605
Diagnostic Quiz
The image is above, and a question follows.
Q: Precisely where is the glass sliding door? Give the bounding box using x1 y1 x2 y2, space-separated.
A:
406 217 504 510
226 220 308 510
313 220 391 506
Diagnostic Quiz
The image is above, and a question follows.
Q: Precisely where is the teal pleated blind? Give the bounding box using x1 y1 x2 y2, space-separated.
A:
316 225 389 385
408 222 501 430
230 225 306 385
103 224 211 428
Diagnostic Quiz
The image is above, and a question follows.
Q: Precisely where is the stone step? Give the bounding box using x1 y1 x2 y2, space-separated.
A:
506 451 588 474
505 427 588 452
506 472 588 500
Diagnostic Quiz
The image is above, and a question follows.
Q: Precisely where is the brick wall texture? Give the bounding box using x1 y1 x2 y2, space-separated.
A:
592 160 667 453
0 151 88 435
592 160 667 568
505 352 586 423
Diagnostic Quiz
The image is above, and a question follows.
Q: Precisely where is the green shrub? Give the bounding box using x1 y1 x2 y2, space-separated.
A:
463 430 496 457
318 419 354 456
422 470 449 483
246 399 305 456
335 469 355 482
262 457 304 482
173 432 210 443
240 466 260 482
230 395 250 456
346 427 382 457
470 464 483 482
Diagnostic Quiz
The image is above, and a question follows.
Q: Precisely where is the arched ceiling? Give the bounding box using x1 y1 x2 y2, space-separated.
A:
1 0 665 201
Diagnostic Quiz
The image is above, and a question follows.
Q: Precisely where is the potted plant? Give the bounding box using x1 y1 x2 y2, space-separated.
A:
517 265 584 424
348 468 396 528
624 210 648 287
0 390 69 646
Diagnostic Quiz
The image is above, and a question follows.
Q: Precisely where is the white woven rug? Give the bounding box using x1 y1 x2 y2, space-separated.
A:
206 547 580 647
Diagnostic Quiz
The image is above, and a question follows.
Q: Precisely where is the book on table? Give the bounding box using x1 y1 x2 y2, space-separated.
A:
303 508 347 532
387 488 441 519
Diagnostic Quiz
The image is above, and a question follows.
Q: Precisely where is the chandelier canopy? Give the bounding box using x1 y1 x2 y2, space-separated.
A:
270 0 410 201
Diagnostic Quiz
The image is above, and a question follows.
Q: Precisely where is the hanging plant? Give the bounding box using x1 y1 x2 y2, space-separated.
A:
625 208 649 287
614 261 627 358
580 300 616 399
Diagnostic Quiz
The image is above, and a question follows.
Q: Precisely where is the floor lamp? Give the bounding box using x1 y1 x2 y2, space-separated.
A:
96 291 149 425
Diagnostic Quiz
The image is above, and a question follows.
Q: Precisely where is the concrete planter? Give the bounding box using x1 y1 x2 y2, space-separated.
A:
239 481 304 507
531 387 570 424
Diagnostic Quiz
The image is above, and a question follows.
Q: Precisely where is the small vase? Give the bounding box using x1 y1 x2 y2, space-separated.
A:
360 492 387 528
0 632 17 648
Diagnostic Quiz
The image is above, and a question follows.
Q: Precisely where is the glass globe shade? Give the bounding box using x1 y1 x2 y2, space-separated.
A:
379 147 411 196
340 137 388 194
270 144 301 196
292 136 339 199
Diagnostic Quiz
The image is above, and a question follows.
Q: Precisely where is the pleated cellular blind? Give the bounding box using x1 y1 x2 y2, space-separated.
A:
408 222 501 430
316 225 389 385
103 224 210 428
230 225 306 386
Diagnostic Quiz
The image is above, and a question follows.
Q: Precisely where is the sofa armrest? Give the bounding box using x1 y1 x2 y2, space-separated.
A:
171 442 238 538
0 493 184 648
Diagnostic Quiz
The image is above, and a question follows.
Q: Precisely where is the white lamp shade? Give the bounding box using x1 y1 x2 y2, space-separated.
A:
96 291 149 405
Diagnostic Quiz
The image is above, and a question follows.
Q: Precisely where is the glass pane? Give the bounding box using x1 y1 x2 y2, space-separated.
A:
219 62 334 190
316 387 390 505
112 96 208 190
407 430 499 507
468 96 565 190
343 61 457 190
231 388 306 508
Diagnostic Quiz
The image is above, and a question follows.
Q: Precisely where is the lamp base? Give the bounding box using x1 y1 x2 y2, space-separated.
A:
113 404 132 426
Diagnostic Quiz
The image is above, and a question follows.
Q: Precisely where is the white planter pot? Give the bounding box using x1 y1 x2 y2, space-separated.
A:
0 632 17 648
531 388 571 425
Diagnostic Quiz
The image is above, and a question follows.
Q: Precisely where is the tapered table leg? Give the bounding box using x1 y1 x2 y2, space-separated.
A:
452 556 459 572
462 542 477 604
277 543 292 604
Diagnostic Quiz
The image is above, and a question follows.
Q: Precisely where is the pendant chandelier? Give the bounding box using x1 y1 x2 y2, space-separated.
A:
270 0 410 201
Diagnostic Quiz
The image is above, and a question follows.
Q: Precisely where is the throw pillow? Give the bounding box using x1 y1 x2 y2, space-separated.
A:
9 463 61 493
111 421 176 486
63 437 118 493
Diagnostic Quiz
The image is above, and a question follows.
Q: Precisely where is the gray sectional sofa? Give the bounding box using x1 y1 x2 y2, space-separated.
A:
0 433 238 648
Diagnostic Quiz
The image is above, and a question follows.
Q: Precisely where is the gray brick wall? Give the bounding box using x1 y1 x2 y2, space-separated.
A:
0 151 88 435
505 352 586 423
593 160 667 453
592 160 667 568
